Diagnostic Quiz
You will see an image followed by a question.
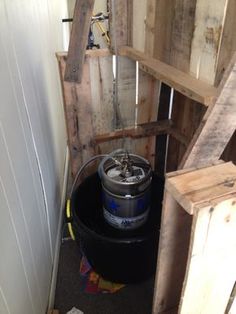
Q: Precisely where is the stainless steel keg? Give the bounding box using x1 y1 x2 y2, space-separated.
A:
98 150 152 230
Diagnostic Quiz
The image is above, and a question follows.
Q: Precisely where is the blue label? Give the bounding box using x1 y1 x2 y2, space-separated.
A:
108 199 120 214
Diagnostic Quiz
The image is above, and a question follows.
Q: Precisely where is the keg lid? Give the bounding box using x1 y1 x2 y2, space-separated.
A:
104 151 150 183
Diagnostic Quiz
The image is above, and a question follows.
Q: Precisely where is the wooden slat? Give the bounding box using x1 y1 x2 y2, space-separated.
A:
145 0 174 61
64 0 95 83
127 0 133 47
89 55 114 135
94 120 172 144
109 0 129 51
118 46 217 106
215 0 236 86
56 54 95 177
169 0 197 71
56 55 82 176
152 190 193 314
132 0 146 52
57 49 111 59
165 162 236 214
180 53 236 169
190 0 228 85
94 121 189 149
136 69 160 167
164 0 201 173
117 56 136 128
179 196 236 313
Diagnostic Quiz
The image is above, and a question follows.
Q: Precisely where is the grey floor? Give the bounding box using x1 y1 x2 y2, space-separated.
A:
54 239 155 314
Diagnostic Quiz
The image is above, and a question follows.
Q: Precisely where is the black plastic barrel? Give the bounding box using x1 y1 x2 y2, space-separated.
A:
71 172 164 284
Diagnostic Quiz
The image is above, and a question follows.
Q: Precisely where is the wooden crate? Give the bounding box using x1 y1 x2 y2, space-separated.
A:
153 161 236 314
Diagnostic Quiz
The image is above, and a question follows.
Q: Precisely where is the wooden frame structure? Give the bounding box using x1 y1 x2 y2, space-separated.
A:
59 0 236 178
153 161 236 313
56 0 236 313
57 44 236 177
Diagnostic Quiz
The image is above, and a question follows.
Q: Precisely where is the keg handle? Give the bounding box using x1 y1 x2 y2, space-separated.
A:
98 148 129 178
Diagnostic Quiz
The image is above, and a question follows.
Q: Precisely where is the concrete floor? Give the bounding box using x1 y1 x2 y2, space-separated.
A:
54 239 155 314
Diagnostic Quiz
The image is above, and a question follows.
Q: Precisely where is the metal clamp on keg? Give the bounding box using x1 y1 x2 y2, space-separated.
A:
98 149 152 230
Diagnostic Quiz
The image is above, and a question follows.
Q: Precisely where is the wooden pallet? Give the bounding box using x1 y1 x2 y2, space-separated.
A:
152 161 236 314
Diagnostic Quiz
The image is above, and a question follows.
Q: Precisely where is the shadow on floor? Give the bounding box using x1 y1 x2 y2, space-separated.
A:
54 240 155 314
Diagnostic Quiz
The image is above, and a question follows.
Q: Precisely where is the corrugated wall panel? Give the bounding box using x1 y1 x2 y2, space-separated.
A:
0 0 67 313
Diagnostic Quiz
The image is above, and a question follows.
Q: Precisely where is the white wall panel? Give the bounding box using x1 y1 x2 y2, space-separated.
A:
0 0 67 313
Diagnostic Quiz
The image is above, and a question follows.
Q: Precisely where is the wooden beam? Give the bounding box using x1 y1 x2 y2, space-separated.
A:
94 120 189 149
180 53 236 169
108 0 130 51
64 0 95 83
57 49 111 59
57 54 96 177
118 46 217 106
190 0 229 85
145 0 174 60
94 120 172 144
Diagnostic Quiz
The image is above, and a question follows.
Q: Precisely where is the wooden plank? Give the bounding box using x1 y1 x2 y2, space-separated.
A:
117 56 136 128
144 1 173 175
70 56 96 164
57 54 82 176
64 0 95 83
190 0 228 85
132 0 147 52
163 0 200 173
179 196 236 313
215 0 236 86
127 0 134 47
56 54 95 177
165 162 236 214
57 49 111 59
89 55 114 135
94 120 172 143
109 0 129 51
152 190 193 314
179 53 236 169
145 0 157 57
137 71 159 125
118 46 217 106
137 70 160 167
169 0 197 71
145 0 174 61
